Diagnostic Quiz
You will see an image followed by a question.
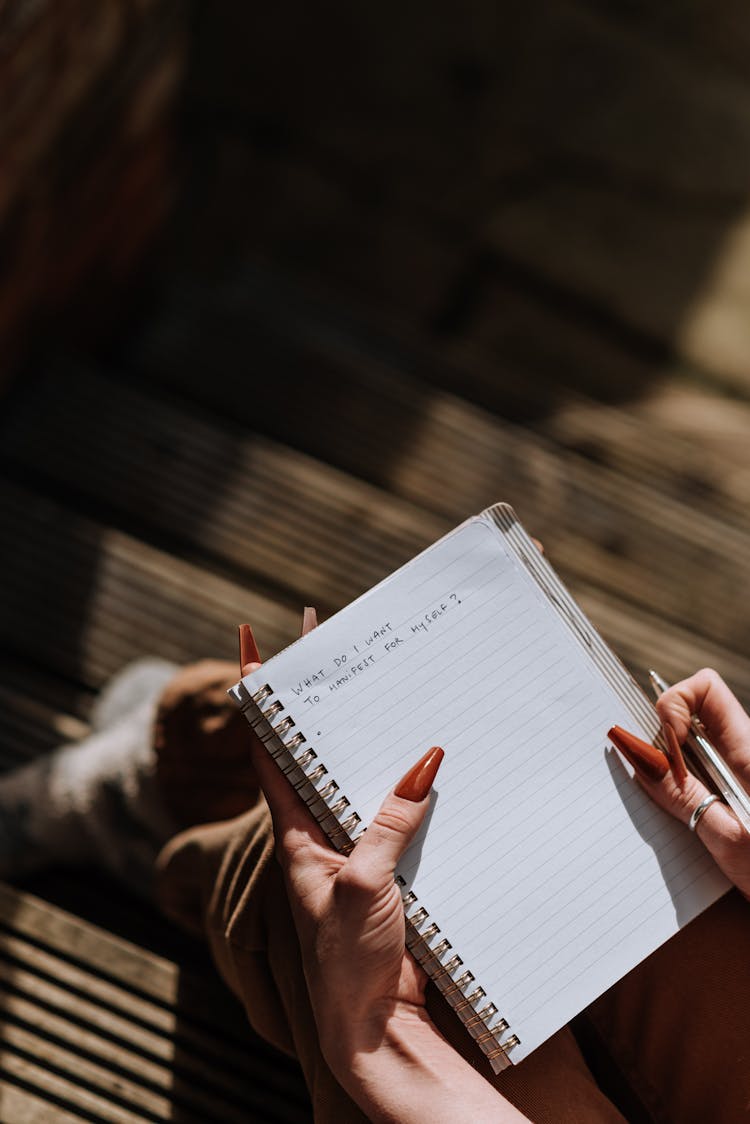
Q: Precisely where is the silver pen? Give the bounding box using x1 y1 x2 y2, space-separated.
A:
648 669 750 834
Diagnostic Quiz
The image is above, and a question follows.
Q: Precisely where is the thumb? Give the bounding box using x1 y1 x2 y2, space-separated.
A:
656 668 750 770
344 747 444 887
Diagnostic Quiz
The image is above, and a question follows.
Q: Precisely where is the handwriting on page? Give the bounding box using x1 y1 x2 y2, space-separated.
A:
290 593 462 708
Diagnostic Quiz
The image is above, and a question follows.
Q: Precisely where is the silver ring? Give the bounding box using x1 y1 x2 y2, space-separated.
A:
688 793 721 832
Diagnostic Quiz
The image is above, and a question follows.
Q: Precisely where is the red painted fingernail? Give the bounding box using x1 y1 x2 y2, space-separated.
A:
608 726 669 782
238 624 261 673
663 721 688 786
394 746 444 802
301 606 318 636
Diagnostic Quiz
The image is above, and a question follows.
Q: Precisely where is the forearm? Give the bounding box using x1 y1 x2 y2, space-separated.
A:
324 1008 529 1124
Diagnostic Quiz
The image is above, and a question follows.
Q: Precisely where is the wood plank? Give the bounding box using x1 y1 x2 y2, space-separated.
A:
0 884 310 1122
186 0 750 383
0 1050 143 1123
0 1078 90 1124
8 363 750 686
0 480 299 689
0 1021 188 1122
0 677 312 1120
477 0 750 397
0 664 92 769
574 585 750 708
485 187 750 394
470 2 750 389
0 364 449 614
539 380 750 518
124 267 750 525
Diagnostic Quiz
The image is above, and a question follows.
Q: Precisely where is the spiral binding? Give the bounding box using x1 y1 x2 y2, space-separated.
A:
394 873 519 1071
236 678 519 1074
238 680 362 854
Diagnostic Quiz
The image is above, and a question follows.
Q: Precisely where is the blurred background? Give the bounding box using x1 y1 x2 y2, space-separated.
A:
1 1 750 1119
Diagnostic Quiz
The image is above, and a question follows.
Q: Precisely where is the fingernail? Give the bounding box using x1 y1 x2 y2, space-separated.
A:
394 746 444 802
663 721 688 786
608 726 669 782
238 624 261 673
301 606 318 636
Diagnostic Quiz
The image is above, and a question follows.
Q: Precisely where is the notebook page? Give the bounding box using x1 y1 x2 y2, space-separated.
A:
239 515 727 1059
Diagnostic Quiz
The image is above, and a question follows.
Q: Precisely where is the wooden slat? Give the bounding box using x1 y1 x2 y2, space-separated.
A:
538 383 750 518
0 1049 143 1124
0 884 310 1122
0 671 309 1120
125 267 750 523
0 480 299 689
0 649 308 1111
11 363 750 672
0 665 92 769
0 1021 188 1122
471 1 750 390
0 364 449 614
0 1078 89 1124
574 585 750 707
0 695 70 768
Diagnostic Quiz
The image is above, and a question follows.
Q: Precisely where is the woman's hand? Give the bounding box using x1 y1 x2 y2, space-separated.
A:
250 721 442 1061
240 615 440 1058
613 668 750 899
239 618 528 1124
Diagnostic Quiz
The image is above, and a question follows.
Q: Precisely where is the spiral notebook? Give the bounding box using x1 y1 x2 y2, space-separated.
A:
229 504 728 1073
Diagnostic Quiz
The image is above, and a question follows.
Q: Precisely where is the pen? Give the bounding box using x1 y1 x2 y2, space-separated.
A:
648 669 750 834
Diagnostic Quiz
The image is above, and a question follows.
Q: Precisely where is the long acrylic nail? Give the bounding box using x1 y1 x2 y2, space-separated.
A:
301 606 318 636
663 721 688 786
394 746 444 802
238 623 261 673
608 726 669 782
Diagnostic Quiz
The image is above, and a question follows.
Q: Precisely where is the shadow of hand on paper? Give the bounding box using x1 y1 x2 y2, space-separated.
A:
604 747 700 927
396 785 441 893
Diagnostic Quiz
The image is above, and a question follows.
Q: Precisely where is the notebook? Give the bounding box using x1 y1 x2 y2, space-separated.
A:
229 504 728 1073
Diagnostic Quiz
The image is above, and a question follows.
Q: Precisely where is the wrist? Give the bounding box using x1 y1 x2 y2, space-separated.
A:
321 1007 528 1124
320 998 432 1078
323 1004 443 1120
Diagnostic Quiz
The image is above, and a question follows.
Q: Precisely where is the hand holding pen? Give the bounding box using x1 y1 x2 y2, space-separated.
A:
610 668 750 901
649 668 750 834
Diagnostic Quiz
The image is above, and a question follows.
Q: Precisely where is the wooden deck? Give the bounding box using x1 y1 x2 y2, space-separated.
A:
2 1 750 1118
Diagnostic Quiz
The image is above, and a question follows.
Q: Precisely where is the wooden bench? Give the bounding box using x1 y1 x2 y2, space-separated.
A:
2 259 750 1117
0 882 310 1122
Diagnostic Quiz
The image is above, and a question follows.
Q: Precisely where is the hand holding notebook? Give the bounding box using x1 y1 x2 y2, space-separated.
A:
241 614 446 1044
244 637 531 1124
231 504 730 1072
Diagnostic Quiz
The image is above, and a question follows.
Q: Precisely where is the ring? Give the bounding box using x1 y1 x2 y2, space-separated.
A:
688 793 722 832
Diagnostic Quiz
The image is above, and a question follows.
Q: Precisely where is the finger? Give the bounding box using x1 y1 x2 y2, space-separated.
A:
662 721 688 786
238 623 261 674
632 763 739 845
635 765 748 875
301 606 318 635
610 726 744 856
239 609 317 680
656 668 750 769
642 765 750 898
342 747 444 890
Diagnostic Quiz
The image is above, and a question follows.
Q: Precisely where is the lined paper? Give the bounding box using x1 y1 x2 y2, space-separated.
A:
237 513 728 1061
